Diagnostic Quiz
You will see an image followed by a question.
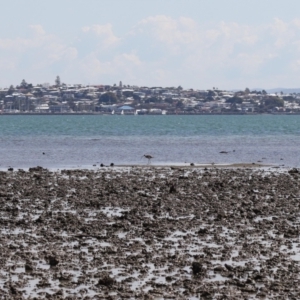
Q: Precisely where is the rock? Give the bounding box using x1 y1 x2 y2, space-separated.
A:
48 256 59 267
198 228 208 235
224 264 233 271
10 285 18 295
192 262 202 275
200 290 212 298
98 275 114 286
242 285 256 293
213 265 224 272
169 184 176 193
257 292 267 298
288 168 299 174
25 264 33 273
29 166 44 172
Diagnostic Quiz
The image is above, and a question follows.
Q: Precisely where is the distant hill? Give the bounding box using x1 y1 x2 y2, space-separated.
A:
266 88 300 94
232 88 300 94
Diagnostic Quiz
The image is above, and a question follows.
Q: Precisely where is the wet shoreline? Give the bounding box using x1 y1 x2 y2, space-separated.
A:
1 166 300 298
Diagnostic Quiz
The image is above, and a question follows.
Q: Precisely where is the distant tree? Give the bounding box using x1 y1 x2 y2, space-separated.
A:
34 88 44 98
99 92 118 104
207 90 216 97
262 89 267 95
8 85 15 95
176 101 184 108
164 97 174 104
133 94 141 101
20 79 28 89
226 96 243 104
186 106 194 112
245 87 250 94
234 91 245 97
145 96 160 103
55 76 61 87
68 100 77 112
204 96 214 102
264 97 284 108
177 85 183 91
283 95 295 101
122 90 133 97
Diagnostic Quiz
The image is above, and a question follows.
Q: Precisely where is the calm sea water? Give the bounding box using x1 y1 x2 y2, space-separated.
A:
0 115 299 169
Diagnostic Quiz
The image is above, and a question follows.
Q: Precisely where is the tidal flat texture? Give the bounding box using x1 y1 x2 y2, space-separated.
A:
1 166 300 299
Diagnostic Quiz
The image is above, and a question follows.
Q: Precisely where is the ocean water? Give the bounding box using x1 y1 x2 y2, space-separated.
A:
0 115 300 169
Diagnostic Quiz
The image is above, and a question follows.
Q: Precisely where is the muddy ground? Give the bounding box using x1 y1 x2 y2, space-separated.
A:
0 166 300 299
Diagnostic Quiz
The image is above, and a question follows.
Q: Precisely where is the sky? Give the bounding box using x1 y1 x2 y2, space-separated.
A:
1 0 300 90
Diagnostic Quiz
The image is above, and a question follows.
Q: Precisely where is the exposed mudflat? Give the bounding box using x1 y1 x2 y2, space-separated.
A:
1 166 300 299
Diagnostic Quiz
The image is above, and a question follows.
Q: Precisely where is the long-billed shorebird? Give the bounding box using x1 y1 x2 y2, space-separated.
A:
143 154 153 165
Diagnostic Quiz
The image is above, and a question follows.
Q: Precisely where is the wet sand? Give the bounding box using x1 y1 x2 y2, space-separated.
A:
0 166 300 299
117 162 272 169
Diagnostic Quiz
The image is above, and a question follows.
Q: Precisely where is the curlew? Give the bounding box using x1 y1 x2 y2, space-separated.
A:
143 154 153 165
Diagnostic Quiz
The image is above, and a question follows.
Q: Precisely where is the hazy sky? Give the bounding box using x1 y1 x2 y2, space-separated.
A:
1 0 300 89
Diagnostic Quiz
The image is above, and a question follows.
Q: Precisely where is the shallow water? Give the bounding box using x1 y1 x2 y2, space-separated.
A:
0 115 300 168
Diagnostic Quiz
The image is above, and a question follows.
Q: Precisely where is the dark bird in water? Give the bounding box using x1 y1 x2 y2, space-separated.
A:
143 154 153 164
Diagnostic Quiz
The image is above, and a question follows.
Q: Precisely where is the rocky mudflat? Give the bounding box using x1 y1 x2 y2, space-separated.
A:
1 166 300 299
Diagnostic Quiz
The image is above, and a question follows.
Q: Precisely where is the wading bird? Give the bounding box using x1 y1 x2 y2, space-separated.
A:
143 154 153 165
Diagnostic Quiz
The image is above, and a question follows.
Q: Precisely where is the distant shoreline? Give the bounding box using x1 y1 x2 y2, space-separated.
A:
0 112 300 116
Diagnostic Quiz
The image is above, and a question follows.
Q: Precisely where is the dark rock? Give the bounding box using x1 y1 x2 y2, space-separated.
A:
169 184 176 193
98 275 114 286
213 265 224 272
288 168 299 174
225 264 233 271
192 262 202 275
10 285 18 295
29 166 44 172
48 256 59 267
25 264 33 273
198 228 208 235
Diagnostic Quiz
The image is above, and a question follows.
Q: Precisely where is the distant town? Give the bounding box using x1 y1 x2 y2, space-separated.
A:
1 77 300 115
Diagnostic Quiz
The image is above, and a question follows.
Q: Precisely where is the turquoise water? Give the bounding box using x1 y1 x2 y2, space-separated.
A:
0 115 299 168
